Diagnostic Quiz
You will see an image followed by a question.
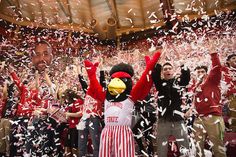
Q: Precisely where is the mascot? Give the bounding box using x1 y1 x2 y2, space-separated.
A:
83 52 161 157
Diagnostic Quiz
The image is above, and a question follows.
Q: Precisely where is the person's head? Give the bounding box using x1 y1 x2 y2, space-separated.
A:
61 89 81 105
31 40 53 72
195 65 208 80
162 62 174 80
226 54 236 68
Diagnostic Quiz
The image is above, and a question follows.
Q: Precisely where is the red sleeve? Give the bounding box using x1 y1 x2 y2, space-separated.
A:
11 72 30 115
131 52 161 103
87 82 106 103
10 72 25 92
208 53 221 85
84 60 106 103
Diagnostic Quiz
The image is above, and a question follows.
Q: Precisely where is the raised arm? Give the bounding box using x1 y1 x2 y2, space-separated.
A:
131 52 161 103
84 60 106 102
99 70 106 89
151 63 162 90
76 65 88 94
78 74 88 94
208 53 221 84
178 65 191 86
9 66 26 92
206 39 221 84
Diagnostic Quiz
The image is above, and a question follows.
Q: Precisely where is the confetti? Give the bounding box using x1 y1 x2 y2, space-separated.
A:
0 5 235 157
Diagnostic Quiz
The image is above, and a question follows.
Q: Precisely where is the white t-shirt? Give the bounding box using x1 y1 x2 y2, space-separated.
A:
104 98 134 126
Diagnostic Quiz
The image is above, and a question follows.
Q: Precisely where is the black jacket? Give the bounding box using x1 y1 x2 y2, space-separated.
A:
152 64 190 121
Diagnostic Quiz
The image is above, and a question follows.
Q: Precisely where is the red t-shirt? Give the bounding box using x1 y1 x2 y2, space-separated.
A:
65 98 83 128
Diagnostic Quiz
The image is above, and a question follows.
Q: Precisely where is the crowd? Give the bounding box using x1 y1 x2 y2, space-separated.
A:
0 18 236 157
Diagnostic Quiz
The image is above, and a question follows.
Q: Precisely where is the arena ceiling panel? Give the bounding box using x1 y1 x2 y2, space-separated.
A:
0 0 236 39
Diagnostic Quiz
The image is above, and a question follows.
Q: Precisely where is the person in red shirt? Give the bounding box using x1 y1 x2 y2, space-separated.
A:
186 47 227 157
222 54 236 99
9 66 42 117
8 39 54 117
8 40 56 157
25 41 63 157
222 54 236 131
62 89 83 157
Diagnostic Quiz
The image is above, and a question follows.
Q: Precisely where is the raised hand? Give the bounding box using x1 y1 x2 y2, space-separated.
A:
84 60 99 76
145 51 161 68
206 38 218 54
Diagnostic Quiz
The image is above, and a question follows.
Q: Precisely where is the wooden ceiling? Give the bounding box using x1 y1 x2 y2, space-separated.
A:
0 0 236 39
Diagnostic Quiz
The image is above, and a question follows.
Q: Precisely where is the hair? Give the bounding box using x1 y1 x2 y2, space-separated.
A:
226 54 236 61
22 80 28 85
162 62 173 68
61 89 81 105
109 63 134 77
226 53 236 66
32 40 52 55
36 40 52 48
31 40 53 58
195 65 208 73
